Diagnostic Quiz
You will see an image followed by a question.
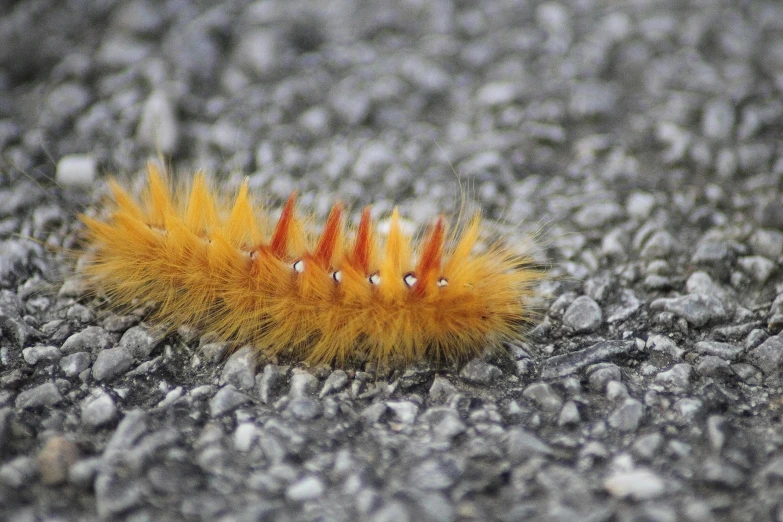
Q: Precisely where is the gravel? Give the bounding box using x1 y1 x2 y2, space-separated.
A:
3 0 783 520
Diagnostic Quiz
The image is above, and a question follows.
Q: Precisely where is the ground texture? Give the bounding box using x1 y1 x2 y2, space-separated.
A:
2 0 783 520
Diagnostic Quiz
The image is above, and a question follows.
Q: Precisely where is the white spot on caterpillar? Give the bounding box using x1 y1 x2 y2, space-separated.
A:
403 273 417 287
369 273 380 285
436 278 448 287
333 271 342 283
293 260 305 273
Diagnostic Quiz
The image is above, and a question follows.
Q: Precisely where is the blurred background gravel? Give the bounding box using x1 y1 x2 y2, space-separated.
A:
2 0 783 520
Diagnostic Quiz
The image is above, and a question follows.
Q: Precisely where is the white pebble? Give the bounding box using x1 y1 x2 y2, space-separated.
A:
56 154 96 187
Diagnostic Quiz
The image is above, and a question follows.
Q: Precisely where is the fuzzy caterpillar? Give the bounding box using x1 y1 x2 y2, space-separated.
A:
78 163 544 366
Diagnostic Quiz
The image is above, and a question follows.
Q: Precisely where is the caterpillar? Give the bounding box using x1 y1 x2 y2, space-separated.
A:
78 162 544 366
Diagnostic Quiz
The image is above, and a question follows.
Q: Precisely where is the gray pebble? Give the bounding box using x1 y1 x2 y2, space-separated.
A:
573 201 623 228
15 382 62 409
587 363 622 391
702 458 745 489
654 363 692 391
606 289 641 323
674 398 702 419
737 256 775 283
604 469 665 500
286 475 324 502
693 341 743 361
696 356 732 377
632 433 663 460
646 335 684 361
429 376 457 402
408 459 460 490
692 241 732 265
81 389 117 429
749 229 783 259
747 335 783 374
0 456 36 488
319 369 348 397
68 457 101 489
459 359 502 384
522 383 563 412
506 428 552 463
257 364 283 404
220 346 257 391
137 90 178 154
650 294 727 327
702 98 735 142
61 326 113 355
286 398 321 421
289 372 318 399
640 230 677 259
360 403 388 425
22 345 61 365
119 325 161 360
209 385 251 417
59 352 91 378
608 398 644 432
626 192 656 220
562 296 602 333
558 401 580 426
541 340 634 379
92 347 134 382
95 470 145 518
103 410 147 460
386 401 419 424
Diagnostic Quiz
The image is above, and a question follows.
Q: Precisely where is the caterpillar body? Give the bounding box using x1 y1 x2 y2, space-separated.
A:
80 163 544 366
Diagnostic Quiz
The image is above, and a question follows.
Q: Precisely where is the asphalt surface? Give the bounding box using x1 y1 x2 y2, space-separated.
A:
2 0 783 520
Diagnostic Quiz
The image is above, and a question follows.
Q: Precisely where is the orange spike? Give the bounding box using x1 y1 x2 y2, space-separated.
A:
314 203 343 267
351 207 373 273
269 192 297 257
413 216 445 296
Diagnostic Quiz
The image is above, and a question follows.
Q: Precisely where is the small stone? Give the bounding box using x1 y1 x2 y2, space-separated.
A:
220 346 257 391
646 335 684 360
360 403 388 425
289 372 318 398
640 230 676 259
573 201 623 228
137 90 179 154
81 389 118 428
408 459 459 490
61 326 113 355
209 385 251 417
632 433 663 460
604 469 665 500
749 229 783 259
59 352 91 378
522 383 563 412
650 294 727 327
286 476 324 501
747 335 783 374
608 398 644 432
15 382 63 409
737 256 775 283
286 398 321 421
626 192 656 220
37 436 79 485
654 363 692 391
558 401 580 426
119 325 161 359
702 458 745 488
459 359 502 384
506 428 552 463
606 380 629 401
702 98 735 142
606 289 641 323
95 470 144 518
68 457 101 489
319 370 348 397
22 345 61 365
696 356 732 377
386 401 419 424
476 82 518 106
562 295 602 333
692 242 732 265
258 364 283 404
55 154 96 187
541 340 635 379
674 398 702 419
429 376 457 401
0 456 36 488
693 341 743 361
92 347 134 381
587 363 622 391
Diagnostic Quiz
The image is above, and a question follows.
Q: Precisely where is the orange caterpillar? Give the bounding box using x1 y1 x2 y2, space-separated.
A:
80 163 544 366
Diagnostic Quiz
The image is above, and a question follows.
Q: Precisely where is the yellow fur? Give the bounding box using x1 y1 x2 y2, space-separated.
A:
80 163 544 366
